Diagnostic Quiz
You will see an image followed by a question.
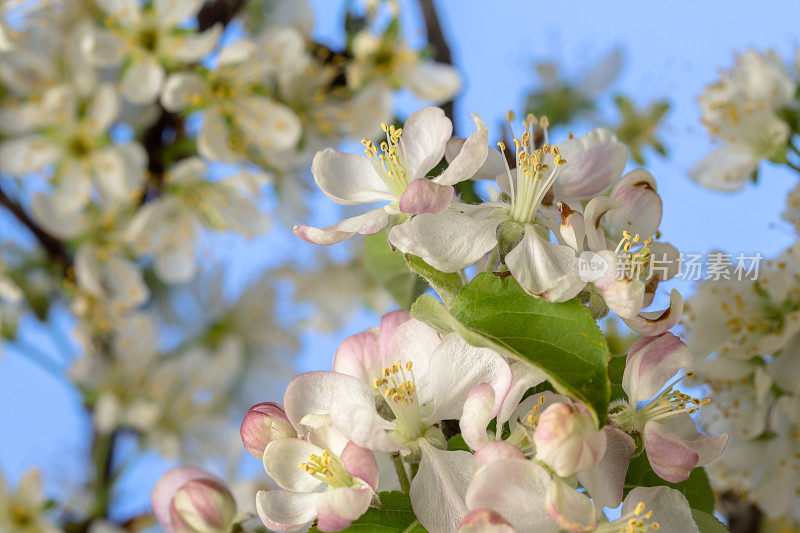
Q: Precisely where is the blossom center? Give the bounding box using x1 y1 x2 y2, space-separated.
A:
298 449 355 489
595 501 660 532
373 360 427 442
362 122 411 199
506 394 546 452
498 113 567 225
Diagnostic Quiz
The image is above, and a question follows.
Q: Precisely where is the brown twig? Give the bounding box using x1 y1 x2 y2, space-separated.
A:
721 492 762 533
417 0 454 120
197 0 247 31
0 183 70 269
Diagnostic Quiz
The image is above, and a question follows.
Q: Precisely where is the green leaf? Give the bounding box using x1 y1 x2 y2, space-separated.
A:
411 273 611 424
447 433 470 452
310 491 427 532
608 355 627 403
624 453 716 514
363 232 428 310
691 509 729 533
404 254 463 307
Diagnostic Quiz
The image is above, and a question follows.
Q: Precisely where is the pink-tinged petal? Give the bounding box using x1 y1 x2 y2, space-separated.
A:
340 442 379 490
263 438 326 492
496 362 547 426
151 466 219 532
460 384 496 450
622 487 698 533
284 371 375 434
377 309 411 360
583 196 619 251
648 242 681 282
505 228 585 303
311 148 394 205
410 441 477 533
508 391 569 434
399 178 454 214
623 333 691 403
255 489 321 532
170 478 236 533
553 128 627 200
425 334 512 422
446 139 507 181
241 402 296 459
465 458 556 533
643 421 700 483
621 289 684 336
653 414 728 467
474 441 524 466
545 478 597 533
435 114 489 186
332 328 380 383
316 485 373 532
388 208 502 273
294 207 389 246
458 508 515 532
534 403 607 477
577 426 635 509
402 107 453 179
606 169 662 240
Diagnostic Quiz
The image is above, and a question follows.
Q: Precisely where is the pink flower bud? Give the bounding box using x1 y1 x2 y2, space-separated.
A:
170 478 237 533
240 402 296 459
533 402 606 477
151 467 233 533
458 508 515 532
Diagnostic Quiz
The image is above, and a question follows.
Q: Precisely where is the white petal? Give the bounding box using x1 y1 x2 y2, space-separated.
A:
407 62 462 104
53 160 92 214
505 228 584 302
311 148 394 205
688 146 758 193
383 317 441 387
293 207 389 246
262 439 325 492
402 107 453 179
606 169 662 240
95 0 141 24
121 57 165 105
411 441 476 533
581 48 623 94
425 334 511 422
435 114 489 186
154 0 204 25
82 28 126 67
316 485 373 531
171 25 221 62
199 107 244 163
460 384 495 450
622 487 698 533
86 84 120 134
622 333 691 404
330 393 403 454
154 233 197 284
496 361 547 426
545 478 596 533
577 426 635 509
234 96 302 153
161 73 207 112
388 208 502 272
256 490 321 532
0 135 60 175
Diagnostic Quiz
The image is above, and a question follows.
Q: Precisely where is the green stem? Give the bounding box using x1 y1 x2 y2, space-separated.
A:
484 249 499 273
409 461 419 481
90 430 117 520
392 452 410 493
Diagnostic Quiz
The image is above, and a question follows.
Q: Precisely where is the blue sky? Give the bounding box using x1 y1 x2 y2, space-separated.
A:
1 0 800 528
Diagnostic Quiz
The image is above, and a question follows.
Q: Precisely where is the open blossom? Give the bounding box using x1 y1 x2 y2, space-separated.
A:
0 470 61 533
690 49 796 191
161 33 303 164
0 83 145 215
82 0 222 105
610 332 727 483
151 466 237 533
389 119 628 302
283 312 512 532
125 158 270 284
257 426 378 532
293 106 488 245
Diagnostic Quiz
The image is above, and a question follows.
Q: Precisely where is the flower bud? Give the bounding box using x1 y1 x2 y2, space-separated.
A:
170 478 237 533
533 402 606 477
240 402 296 459
151 467 232 533
458 508 515 532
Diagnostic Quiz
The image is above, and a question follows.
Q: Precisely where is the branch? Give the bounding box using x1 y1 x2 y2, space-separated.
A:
197 0 247 31
417 0 454 120
0 183 70 269
721 492 762 533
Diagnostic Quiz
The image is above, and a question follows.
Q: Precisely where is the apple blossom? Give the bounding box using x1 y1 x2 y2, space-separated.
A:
610 332 727 483
293 106 488 245
533 402 606 477
240 402 297 459
151 466 237 533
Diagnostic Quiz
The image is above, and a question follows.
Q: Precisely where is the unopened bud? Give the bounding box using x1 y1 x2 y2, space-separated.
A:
533 402 606 477
240 402 296 459
458 508 515 532
170 478 237 533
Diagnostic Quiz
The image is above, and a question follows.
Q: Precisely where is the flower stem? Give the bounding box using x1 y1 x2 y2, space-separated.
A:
392 452 410 493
